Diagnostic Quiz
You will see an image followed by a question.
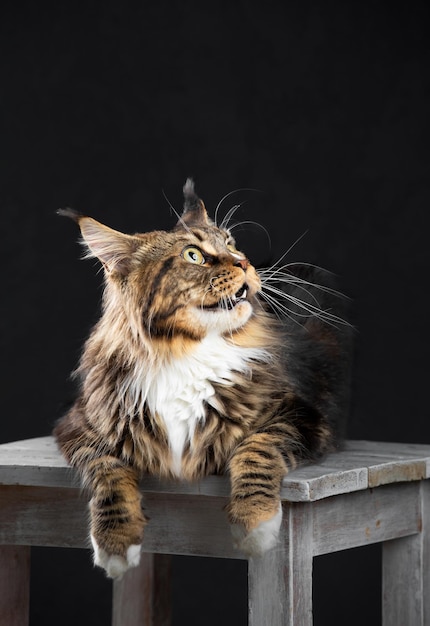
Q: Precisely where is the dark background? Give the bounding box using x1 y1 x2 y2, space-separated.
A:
1 2 429 624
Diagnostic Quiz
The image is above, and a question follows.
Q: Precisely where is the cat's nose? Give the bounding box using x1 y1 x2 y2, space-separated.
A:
234 258 249 271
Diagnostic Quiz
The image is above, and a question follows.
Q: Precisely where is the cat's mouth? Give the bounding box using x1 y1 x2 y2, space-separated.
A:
203 284 249 311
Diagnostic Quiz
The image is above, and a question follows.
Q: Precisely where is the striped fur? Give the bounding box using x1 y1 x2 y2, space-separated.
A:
54 180 352 576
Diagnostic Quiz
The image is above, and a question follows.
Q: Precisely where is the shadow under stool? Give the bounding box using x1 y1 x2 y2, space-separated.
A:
1 436 430 625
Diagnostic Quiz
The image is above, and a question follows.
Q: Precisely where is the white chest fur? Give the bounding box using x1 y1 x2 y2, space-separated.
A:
126 334 269 476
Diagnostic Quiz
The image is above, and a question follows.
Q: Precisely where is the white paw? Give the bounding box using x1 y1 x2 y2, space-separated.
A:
231 504 283 557
91 535 142 578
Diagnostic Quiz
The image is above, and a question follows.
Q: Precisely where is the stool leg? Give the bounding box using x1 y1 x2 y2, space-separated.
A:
112 553 171 626
248 503 313 626
0 545 31 626
382 481 430 626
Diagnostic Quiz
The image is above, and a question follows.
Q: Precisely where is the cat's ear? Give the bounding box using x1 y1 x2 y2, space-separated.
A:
58 208 138 275
177 178 211 228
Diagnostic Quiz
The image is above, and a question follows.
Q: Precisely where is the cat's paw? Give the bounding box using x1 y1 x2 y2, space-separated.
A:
230 503 283 557
91 535 142 578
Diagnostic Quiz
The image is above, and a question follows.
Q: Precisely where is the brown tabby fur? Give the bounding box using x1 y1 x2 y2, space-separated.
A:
54 180 351 574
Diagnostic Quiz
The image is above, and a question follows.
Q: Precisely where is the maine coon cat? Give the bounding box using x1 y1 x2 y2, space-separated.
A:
54 179 352 578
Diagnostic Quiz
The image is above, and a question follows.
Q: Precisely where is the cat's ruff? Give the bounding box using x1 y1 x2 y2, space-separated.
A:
121 333 271 477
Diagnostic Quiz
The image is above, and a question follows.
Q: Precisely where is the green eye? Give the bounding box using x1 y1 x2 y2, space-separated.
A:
181 246 206 265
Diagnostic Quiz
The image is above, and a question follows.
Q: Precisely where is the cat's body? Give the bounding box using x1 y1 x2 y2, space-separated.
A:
54 180 352 577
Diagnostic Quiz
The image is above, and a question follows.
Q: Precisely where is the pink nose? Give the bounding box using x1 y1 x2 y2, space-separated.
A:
234 257 249 271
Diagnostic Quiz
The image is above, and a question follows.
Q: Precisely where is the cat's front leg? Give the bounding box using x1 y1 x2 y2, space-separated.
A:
84 457 147 578
226 437 287 557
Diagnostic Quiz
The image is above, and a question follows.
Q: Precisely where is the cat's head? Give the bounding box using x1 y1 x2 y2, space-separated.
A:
60 179 262 341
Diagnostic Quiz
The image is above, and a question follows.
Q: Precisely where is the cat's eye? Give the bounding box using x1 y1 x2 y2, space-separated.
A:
226 243 238 253
181 246 206 265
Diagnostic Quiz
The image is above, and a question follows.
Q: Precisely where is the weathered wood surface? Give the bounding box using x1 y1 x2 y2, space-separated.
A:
0 481 424 562
1 436 430 502
0 484 239 558
382 481 430 626
312 481 422 556
249 502 314 626
0 485 88 548
1 437 430 626
113 553 171 626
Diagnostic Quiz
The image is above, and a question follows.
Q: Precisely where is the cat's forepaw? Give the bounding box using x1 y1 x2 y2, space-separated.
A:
91 535 142 578
230 503 283 557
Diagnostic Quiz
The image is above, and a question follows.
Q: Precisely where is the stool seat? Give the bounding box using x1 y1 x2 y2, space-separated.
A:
1 436 430 625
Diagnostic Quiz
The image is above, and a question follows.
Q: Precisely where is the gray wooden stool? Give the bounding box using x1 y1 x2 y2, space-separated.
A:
1 436 430 625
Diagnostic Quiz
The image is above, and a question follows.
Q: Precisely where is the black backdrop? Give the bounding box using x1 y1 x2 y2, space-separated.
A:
1 2 429 625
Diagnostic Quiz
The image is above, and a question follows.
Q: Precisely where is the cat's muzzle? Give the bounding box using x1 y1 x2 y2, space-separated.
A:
204 283 249 311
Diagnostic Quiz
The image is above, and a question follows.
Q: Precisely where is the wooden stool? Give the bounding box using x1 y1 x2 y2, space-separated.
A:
1 437 429 625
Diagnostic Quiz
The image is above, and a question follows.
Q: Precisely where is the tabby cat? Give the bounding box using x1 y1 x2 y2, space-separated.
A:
54 179 352 578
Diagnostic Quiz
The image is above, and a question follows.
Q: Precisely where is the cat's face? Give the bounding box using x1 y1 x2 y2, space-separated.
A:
71 187 261 340
129 223 261 339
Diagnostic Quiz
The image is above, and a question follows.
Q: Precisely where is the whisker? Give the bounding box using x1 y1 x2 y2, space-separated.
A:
261 283 349 327
259 231 309 275
259 262 349 302
259 258 352 328
229 220 272 250
162 189 193 234
220 203 246 230
227 296 235 338
260 272 345 302
266 261 336 275
258 290 307 328
214 188 263 227
257 290 284 320
261 280 322 311
200 287 213 311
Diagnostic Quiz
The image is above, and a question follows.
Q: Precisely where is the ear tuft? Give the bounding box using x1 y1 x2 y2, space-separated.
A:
57 207 83 222
178 178 210 227
183 177 196 198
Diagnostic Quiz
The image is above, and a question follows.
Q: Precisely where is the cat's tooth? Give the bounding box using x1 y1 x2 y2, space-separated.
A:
231 294 237 302
242 289 247 299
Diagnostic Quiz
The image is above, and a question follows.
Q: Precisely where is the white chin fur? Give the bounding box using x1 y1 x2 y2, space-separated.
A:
231 504 283 557
91 535 142 578
193 300 253 333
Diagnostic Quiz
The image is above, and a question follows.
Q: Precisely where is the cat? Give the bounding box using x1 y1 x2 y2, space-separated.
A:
54 179 352 578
